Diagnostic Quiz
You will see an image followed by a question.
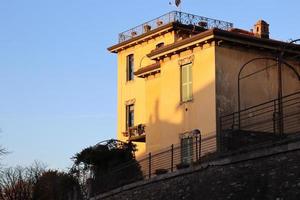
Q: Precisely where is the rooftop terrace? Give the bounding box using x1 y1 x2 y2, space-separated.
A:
118 11 234 43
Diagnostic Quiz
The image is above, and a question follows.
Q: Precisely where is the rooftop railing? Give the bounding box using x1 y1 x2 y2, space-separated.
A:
118 11 234 43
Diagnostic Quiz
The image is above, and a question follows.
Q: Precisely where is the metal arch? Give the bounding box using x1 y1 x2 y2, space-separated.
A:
237 56 300 129
282 60 300 80
95 139 129 149
237 57 278 129
280 38 300 57
139 55 149 69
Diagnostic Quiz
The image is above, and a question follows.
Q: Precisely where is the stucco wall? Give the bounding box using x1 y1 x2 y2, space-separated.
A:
215 45 300 118
117 32 218 156
91 139 300 200
145 44 217 153
117 31 175 157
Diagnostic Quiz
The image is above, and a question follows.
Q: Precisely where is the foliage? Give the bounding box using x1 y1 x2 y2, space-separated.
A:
72 139 136 171
32 170 83 200
71 139 143 196
0 161 46 200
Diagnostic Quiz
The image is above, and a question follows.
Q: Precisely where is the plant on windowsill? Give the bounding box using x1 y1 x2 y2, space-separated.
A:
122 131 129 137
155 168 168 175
176 162 190 170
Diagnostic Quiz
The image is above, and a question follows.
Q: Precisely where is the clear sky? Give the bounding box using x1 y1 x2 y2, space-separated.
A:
0 0 299 170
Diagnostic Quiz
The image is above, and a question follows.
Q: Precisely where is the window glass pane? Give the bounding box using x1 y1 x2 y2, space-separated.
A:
127 54 134 81
126 104 134 128
181 137 193 164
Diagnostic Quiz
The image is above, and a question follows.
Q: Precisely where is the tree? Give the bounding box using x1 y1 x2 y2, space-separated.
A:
32 170 83 200
71 139 142 197
0 161 46 200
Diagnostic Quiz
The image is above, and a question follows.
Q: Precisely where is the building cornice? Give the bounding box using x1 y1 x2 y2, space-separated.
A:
107 22 204 53
147 29 300 60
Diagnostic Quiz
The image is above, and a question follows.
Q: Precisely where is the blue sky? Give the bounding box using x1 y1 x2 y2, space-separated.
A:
0 0 299 170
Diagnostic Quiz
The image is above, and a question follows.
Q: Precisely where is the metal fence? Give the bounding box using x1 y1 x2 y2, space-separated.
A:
118 11 233 43
220 91 300 135
95 132 216 194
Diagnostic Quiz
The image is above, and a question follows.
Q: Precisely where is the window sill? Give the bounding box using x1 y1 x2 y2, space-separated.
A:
180 98 193 105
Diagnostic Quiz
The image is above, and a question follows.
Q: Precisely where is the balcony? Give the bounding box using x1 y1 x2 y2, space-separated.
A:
118 11 233 43
134 62 160 78
122 124 146 142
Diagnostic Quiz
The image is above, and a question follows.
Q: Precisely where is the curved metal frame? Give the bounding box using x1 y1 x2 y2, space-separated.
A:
280 39 300 58
237 55 300 130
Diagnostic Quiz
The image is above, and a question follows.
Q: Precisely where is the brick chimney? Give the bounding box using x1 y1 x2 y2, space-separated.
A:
253 20 269 39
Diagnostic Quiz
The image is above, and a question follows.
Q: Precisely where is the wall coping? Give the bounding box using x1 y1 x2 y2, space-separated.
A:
91 135 300 200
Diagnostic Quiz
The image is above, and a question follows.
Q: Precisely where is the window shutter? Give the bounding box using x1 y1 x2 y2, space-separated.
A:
181 63 192 102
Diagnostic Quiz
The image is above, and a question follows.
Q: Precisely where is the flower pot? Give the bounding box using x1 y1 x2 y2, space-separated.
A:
143 25 151 32
176 163 190 170
155 168 168 175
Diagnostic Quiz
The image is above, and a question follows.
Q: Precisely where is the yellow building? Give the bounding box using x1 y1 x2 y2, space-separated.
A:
108 11 300 159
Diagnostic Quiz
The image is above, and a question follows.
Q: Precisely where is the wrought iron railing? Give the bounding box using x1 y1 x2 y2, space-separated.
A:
118 11 233 43
94 132 216 194
220 91 300 135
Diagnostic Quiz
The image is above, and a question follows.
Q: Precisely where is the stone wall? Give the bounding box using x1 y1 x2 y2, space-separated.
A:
91 138 300 200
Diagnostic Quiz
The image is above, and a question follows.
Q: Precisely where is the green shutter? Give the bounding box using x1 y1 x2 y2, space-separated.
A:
181 63 192 102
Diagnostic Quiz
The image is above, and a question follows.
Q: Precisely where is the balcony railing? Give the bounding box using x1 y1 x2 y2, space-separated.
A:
220 91 300 134
118 11 234 43
123 124 146 142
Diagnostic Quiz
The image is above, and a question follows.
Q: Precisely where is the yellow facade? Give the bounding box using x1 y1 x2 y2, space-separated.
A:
108 12 300 158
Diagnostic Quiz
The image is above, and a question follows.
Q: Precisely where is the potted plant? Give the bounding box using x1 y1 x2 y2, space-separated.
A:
131 31 137 37
143 25 151 32
155 168 168 175
198 21 208 28
122 131 129 137
156 20 163 26
176 162 190 170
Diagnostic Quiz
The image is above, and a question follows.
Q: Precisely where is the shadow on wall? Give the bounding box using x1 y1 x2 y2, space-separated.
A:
144 80 217 154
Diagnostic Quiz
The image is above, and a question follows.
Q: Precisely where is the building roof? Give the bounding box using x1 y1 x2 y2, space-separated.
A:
147 28 300 60
134 62 160 78
108 11 233 53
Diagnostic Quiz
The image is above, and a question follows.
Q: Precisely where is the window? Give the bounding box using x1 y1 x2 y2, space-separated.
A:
126 104 134 130
181 136 193 164
126 54 134 81
156 42 164 49
181 63 193 102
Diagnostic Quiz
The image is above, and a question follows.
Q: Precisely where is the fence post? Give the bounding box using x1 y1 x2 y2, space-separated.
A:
273 100 277 134
195 136 199 162
231 113 235 130
171 144 174 172
199 133 202 163
148 152 151 178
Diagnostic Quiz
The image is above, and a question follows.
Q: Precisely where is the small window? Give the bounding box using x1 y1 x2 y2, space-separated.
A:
126 104 134 130
181 136 193 164
181 63 193 102
156 42 164 49
126 54 134 81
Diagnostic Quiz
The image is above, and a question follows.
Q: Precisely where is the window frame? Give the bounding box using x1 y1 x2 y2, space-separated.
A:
126 104 134 130
180 62 193 102
156 42 164 49
126 54 134 81
180 136 194 164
